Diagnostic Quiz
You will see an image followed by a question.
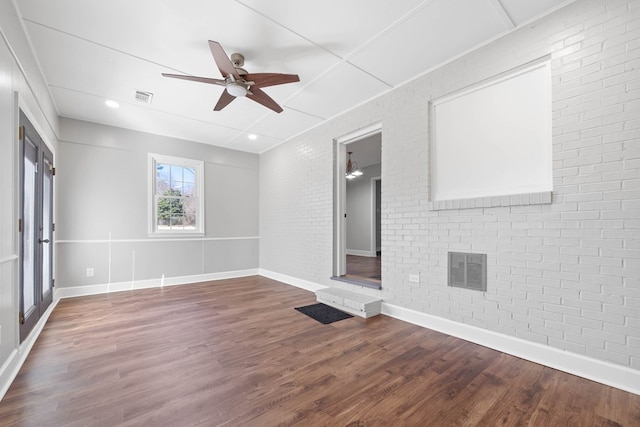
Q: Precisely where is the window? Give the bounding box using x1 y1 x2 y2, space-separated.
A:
149 154 204 235
430 60 552 205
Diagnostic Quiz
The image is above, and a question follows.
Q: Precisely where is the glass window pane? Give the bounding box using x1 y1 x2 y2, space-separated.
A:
183 183 195 197
156 179 169 195
183 198 197 228
183 167 196 183
157 196 184 225
156 163 168 177
170 215 184 230
171 180 183 194
23 157 36 311
170 165 183 186
156 163 170 195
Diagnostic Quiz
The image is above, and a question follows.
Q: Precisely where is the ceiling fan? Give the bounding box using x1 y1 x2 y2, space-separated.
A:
162 40 300 113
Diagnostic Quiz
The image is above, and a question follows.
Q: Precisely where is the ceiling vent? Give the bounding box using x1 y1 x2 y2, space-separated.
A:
135 90 153 104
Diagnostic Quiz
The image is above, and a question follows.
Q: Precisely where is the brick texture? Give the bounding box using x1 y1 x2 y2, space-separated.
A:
260 0 640 369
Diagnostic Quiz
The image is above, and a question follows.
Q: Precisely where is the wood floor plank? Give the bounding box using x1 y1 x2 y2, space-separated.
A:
346 254 381 280
1 276 639 426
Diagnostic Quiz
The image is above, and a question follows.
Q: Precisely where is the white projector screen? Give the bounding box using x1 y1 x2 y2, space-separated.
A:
430 61 552 202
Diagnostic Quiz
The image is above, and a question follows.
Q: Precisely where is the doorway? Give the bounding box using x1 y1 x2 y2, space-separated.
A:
333 123 381 289
19 110 54 342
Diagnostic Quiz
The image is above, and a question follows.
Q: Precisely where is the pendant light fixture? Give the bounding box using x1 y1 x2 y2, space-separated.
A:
346 151 363 180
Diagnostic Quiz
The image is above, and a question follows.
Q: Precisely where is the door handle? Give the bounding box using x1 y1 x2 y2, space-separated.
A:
39 238 50 244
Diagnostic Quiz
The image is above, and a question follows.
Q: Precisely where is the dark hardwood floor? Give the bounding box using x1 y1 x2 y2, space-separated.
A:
1 276 639 426
345 254 381 283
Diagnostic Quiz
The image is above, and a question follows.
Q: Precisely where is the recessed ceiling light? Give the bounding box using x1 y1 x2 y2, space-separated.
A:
105 99 120 108
248 134 257 140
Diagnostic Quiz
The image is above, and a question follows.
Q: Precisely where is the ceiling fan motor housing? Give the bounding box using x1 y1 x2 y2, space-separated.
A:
230 53 248 75
230 52 244 66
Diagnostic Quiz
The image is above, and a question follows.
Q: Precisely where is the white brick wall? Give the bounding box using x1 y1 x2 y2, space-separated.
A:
260 0 640 370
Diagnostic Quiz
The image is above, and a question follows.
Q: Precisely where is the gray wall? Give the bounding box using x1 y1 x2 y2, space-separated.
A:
0 0 60 395
346 163 381 255
56 118 259 289
260 0 640 371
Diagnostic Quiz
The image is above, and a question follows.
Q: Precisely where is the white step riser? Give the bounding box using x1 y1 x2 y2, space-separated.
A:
316 288 382 318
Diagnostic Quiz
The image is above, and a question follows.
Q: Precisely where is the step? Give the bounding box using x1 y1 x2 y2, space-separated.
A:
316 287 382 318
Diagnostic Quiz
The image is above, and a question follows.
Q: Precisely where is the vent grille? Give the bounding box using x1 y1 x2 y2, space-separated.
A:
135 90 153 104
448 252 486 291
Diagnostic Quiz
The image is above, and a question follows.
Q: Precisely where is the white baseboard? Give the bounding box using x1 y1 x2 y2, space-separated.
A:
54 269 260 299
0 298 59 402
259 271 639 396
2 269 259 402
259 269 328 293
345 249 377 257
381 302 640 396
5 270 637 400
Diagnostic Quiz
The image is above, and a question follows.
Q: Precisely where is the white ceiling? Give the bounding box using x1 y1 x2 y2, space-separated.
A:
15 0 574 154
349 134 382 169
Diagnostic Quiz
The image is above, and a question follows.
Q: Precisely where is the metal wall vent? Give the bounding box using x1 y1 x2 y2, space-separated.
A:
135 90 153 104
448 252 487 291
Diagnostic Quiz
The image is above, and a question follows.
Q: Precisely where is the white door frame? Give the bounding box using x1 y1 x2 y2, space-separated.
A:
333 122 382 277
371 176 381 255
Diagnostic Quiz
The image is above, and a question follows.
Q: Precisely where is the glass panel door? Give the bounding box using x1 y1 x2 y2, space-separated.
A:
20 134 38 338
19 110 54 342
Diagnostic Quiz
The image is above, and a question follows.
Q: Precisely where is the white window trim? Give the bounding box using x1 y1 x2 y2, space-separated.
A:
148 153 205 237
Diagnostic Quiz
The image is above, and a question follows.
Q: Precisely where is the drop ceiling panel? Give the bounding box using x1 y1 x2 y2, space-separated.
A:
499 0 573 26
23 21 286 133
225 133 283 154
286 63 391 120
238 0 426 58
14 0 576 154
246 109 324 141
50 86 245 147
16 0 338 81
348 0 510 86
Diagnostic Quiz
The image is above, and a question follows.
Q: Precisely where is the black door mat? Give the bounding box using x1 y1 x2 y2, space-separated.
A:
295 303 354 324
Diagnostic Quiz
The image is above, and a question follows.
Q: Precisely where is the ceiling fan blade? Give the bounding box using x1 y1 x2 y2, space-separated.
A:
213 89 236 111
162 73 226 86
247 87 283 113
209 40 239 79
245 73 300 88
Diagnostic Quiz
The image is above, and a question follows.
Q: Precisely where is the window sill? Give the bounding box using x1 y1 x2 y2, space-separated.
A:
331 275 381 290
148 232 205 238
429 191 552 211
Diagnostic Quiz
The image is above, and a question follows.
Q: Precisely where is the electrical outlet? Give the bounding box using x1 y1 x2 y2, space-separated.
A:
409 274 419 283
86 267 94 277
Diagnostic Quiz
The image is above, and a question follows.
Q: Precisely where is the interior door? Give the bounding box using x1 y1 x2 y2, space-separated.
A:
19 110 54 342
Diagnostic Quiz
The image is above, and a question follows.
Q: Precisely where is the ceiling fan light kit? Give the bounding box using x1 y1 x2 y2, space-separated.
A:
226 82 248 97
162 40 299 113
